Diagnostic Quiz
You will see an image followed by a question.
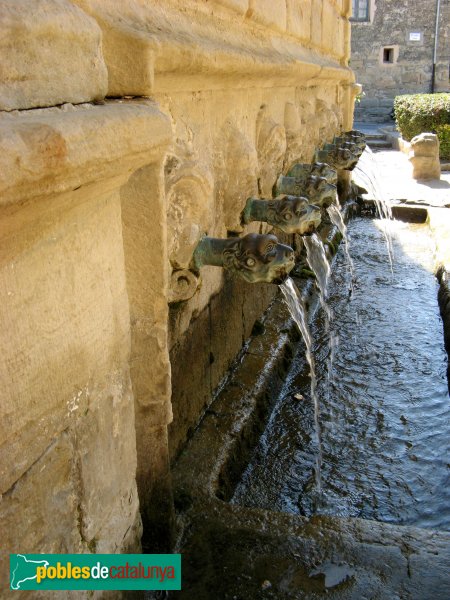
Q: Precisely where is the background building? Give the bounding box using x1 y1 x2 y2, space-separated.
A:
351 0 450 122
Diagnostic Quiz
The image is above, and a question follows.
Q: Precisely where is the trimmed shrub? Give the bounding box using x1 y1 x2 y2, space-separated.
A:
394 93 450 154
437 124 450 161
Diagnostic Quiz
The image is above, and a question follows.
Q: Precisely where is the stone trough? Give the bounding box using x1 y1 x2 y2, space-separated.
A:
169 204 450 600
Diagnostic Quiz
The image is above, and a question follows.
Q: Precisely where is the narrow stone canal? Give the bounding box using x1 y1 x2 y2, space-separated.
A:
233 217 450 531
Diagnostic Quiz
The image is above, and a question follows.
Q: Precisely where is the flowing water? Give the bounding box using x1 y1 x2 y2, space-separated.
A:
233 217 450 530
327 204 355 297
303 233 337 410
279 278 322 498
353 148 395 272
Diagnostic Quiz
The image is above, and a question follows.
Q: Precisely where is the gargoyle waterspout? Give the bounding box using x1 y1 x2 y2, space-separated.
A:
333 137 364 157
287 162 337 185
315 144 358 170
242 196 321 234
273 175 337 207
192 233 295 284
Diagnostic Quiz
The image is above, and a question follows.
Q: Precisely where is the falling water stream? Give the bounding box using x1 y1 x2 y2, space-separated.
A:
279 235 334 499
354 147 395 272
304 234 337 405
280 278 322 498
327 204 355 296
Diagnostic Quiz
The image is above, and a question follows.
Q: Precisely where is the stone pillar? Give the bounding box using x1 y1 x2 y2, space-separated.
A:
409 133 441 180
120 146 176 551
0 102 172 593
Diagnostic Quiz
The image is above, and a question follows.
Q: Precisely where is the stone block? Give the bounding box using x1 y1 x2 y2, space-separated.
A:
409 133 441 180
248 0 287 32
75 375 140 545
0 434 83 593
214 0 248 13
0 185 132 494
311 0 323 47
286 0 311 40
322 2 339 55
0 0 108 111
72 0 352 96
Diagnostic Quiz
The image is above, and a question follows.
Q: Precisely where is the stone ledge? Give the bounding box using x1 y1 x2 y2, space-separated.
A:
0 101 172 206
72 0 353 95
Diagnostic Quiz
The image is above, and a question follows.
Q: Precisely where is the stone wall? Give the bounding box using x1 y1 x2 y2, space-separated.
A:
351 0 450 122
0 0 356 586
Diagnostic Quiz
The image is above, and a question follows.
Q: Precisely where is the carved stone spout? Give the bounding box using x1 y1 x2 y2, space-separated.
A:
287 162 337 185
344 129 366 139
342 130 366 151
333 137 364 156
316 145 358 170
192 233 295 284
242 195 321 234
273 174 337 207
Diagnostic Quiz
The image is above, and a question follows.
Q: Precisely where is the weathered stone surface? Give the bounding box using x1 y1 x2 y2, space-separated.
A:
1 434 83 599
175 504 450 599
351 0 450 122
75 375 140 547
165 149 214 268
409 133 441 180
0 0 357 567
286 0 311 40
0 0 108 111
120 162 174 549
0 186 130 494
72 0 352 95
248 0 287 32
0 102 172 205
0 101 172 569
214 0 248 14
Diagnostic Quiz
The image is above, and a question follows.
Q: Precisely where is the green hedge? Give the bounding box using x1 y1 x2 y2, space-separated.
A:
394 93 450 156
437 124 450 161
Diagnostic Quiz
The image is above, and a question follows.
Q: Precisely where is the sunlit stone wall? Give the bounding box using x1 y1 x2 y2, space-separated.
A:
0 0 357 586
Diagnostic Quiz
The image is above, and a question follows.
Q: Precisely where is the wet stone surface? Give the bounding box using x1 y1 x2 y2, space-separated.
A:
233 218 450 530
168 216 450 600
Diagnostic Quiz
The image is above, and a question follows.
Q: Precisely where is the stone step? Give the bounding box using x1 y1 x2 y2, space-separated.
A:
367 138 393 149
365 133 387 140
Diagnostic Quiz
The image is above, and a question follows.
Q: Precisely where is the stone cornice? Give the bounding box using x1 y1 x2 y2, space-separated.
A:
0 101 172 206
72 0 354 95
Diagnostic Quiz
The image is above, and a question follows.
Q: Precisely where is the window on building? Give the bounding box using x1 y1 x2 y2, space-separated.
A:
383 47 394 64
351 0 370 22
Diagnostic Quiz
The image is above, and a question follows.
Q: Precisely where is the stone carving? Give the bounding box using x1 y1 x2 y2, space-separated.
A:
409 133 441 180
169 269 200 304
216 125 259 232
192 233 295 284
343 130 367 151
274 175 337 207
242 195 321 234
256 107 287 197
316 98 339 144
316 145 358 170
165 147 214 270
287 162 338 184
283 102 305 172
333 136 364 157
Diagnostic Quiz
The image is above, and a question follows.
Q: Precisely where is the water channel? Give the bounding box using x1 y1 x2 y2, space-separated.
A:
232 217 450 531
